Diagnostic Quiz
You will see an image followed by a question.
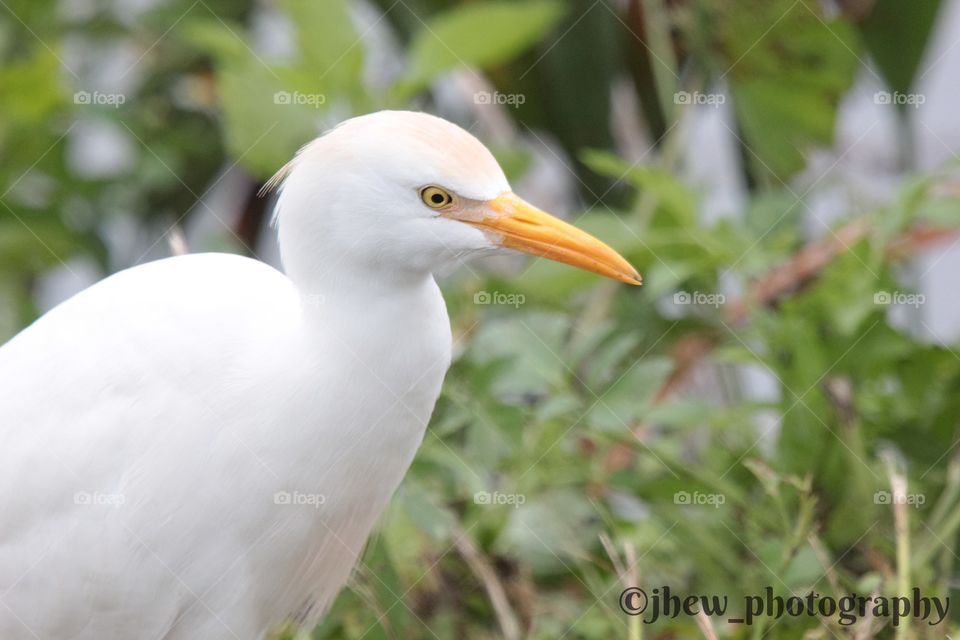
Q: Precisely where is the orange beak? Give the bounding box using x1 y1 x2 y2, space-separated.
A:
444 192 641 285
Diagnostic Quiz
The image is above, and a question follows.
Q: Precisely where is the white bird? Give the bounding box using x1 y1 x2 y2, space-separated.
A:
0 110 639 639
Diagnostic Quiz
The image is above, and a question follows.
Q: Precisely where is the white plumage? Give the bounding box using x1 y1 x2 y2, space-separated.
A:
0 111 638 639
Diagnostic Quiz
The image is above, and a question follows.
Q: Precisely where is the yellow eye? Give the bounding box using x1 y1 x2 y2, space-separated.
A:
420 186 453 209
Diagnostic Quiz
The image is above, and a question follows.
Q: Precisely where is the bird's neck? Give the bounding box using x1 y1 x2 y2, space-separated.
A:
283 258 435 310
276 205 438 307
277 235 445 336
283 249 452 402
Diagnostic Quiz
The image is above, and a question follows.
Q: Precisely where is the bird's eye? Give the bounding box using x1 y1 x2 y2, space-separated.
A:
420 186 453 209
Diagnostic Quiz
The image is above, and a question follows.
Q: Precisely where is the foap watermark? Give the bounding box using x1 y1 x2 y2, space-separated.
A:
474 91 525 108
273 91 326 108
619 586 949 627
474 491 525 508
673 291 726 308
474 290 525 308
674 91 725 107
874 290 925 308
74 91 126 108
73 490 125 508
274 490 326 509
874 90 925 108
673 490 725 508
875 490 925 508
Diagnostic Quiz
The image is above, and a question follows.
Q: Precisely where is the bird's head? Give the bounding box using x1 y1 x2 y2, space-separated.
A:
267 110 640 291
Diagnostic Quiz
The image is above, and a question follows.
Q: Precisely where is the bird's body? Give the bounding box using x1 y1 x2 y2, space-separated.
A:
1 252 450 637
0 111 638 638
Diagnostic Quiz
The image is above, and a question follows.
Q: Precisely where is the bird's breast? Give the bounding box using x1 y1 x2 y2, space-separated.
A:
248 280 452 616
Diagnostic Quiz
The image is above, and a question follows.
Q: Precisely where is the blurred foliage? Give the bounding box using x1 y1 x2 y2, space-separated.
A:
861 0 943 95
3 0 960 638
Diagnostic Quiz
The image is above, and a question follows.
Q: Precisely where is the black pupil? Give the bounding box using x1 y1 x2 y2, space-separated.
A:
431 193 445 204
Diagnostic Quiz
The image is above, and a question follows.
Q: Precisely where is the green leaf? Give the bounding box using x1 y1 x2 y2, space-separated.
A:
915 195 960 227
178 18 251 61
581 149 696 223
496 489 597 573
469 313 570 397
279 0 364 99
587 356 674 431
860 0 943 95
185 2 364 177
396 0 564 97
0 218 80 273
0 48 63 133
394 481 456 541
217 58 320 178
718 0 859 180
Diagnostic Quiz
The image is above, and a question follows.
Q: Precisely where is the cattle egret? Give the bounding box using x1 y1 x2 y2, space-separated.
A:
0 110 640 639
